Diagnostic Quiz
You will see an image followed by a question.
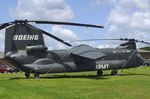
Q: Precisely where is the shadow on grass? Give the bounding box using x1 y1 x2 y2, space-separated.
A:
9 72 150 80
9 74 108 80
117 73 150 76
102 71 150 77
42 74 108 80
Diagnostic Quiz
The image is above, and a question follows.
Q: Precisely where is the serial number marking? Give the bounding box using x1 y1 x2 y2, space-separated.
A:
96 64 109 69
113 50 131 53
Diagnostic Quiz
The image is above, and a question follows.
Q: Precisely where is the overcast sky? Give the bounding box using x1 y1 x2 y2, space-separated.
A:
0 0 150 51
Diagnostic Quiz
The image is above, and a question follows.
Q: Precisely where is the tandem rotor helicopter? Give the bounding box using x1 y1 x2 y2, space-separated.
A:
0 20 149 79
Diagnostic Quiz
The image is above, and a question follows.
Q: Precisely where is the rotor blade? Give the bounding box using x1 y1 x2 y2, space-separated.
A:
29 20 104 28
0 22 14 30
69 39 120 42
69 38 150 45
125 39 150 45
139 41 150 45
40 30 72 47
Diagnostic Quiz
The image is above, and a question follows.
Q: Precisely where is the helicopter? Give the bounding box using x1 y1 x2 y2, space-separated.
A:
0 20 149 79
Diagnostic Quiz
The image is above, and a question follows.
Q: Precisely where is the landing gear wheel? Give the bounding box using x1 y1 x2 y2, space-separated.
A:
97 70 103 77
34 73 40 79
111 69 118 75
25 72 30 78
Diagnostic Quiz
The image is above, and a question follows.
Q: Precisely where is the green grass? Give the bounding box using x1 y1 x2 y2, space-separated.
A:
0 66 150 99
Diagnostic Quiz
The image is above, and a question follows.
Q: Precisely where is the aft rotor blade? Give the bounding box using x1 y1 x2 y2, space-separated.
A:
0 22 14 30
30 20 104 28
40 30 72 47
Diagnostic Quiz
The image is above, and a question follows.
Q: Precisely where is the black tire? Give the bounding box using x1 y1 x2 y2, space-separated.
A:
111 70 118 75
144 63 149 66
34 73 40 79
97 70 103 76
25 72 30 78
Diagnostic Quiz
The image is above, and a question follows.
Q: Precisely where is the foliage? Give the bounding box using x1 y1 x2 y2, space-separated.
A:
141 47 150 51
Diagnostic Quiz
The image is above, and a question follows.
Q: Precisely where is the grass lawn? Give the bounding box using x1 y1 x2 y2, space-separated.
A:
0 66 150 99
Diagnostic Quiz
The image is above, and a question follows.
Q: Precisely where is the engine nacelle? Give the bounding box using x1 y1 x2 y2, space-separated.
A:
26 45 48 55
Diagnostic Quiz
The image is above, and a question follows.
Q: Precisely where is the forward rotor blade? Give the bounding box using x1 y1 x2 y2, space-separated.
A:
40 30 72 47
69 39 120 42
29 20 104 28
69 38 150 45
139 41 150 45
126 39 150 45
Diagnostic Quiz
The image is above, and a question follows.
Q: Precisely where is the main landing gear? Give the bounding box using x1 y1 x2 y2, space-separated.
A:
25 72 40 79
25 72 30 78
111 69 118 75
97 70 103 77
34 73 40 79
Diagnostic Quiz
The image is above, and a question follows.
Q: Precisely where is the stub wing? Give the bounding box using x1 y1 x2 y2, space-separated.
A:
70 45 106 60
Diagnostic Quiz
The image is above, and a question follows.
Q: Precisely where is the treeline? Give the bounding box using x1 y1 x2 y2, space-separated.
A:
141 47 150 51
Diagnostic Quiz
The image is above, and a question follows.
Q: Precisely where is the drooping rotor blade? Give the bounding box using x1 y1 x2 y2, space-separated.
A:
69 38 150 45
41 30 72 46
1 20 104 30
0 20 29 30
29 20 104 28
139 41 150 45
0 22 14 30
69 38 120 42
120 38 150 45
